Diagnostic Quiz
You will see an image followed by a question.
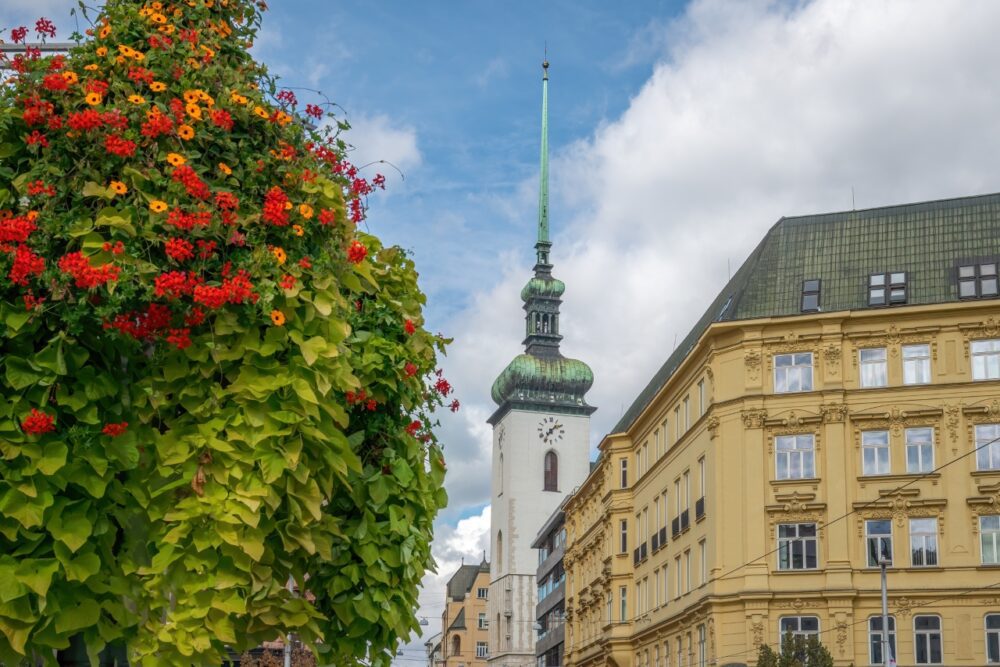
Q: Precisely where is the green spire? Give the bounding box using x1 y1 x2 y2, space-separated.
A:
536 60 550 250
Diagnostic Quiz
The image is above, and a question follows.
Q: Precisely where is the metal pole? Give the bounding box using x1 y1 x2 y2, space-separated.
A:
284 576 294 667
880 556 890 667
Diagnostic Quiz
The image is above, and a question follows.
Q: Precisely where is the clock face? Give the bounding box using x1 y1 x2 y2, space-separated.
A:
537 416 565 444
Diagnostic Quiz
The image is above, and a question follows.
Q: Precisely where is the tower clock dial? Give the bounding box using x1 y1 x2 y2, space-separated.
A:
537 415 565 444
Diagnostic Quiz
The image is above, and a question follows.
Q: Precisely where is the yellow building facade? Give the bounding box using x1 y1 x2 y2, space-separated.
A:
563 195 1000 667
440 562 492 667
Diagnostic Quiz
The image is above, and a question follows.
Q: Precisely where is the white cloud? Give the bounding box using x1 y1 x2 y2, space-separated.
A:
342 113 422 183
475 56 509 88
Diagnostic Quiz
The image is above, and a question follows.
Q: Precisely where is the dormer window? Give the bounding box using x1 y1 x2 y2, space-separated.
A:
958 262 999 299
869 272 907 306
801 279 821 312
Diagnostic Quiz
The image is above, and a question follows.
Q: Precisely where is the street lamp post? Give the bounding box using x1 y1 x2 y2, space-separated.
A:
880 555 891 667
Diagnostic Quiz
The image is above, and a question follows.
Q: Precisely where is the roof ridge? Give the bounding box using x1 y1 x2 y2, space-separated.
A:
780 190 1000 223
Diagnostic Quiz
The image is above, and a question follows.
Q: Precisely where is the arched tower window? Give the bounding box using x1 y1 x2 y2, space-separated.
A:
544 450 558 491
451 634 460 657
496 530 503 568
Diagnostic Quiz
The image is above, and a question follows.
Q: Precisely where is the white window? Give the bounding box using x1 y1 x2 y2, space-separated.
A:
620 519 628 554
987 614 1000 663
683 396 690 430
607 592 612 624
903 344 932 384
977 424 1000 471
684 550 691 593
662 563 669 603
959 262 1000 299
620 458 629 488
862 430 891 476
866 519 893 567
910 518 938 567
620 586 627 622
697 625 706 667
906 427 934 474
675 406 681 440
779 616 819 641
777 523 818 570
982 516 1000 565
675 556 682 599
478 612 488 629
698 457 706 500
774 352 813 393
476 641 489 658
775 434 815 480
869 616 896 666
860 347 888 388
476 587 488 599
913 615 942 664
653 568 660 608
699 540 707 585
973 339 1000 380
698 379 706 416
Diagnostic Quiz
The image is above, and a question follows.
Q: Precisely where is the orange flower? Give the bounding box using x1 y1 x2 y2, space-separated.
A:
128 94 146 105
271 247 287 265
298 204 314 219
150 81 166 92
292 224 305 237
158 24 175 35
270 310 286 327
151 1 163 9
177 124 195 140
61 71 79 85
26 211 39 222
84 64 99 72
183 90 201 103
185 103 202 120
85 92 102 106
218 162 232 175
230 91 248 105
253 106 269 119
109 181 128 195
98 25 111 39
117 45 136 58
166 153 186 167
149 12 167 24
150 200 168 213
283 200 293 211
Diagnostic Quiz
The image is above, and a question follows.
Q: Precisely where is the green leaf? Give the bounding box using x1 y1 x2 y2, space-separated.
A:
48 503 93 553
14 559 58 597
81 181 112 198
36 442 68 475
54 599 100 634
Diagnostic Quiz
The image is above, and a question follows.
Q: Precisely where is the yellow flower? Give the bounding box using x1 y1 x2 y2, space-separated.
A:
96 46 108 57
133 51 146 62
185 103 202 120
218 162 232 175
128 94 146 105
183 90 201 103
149 12 167 24
298 204 314 219
151 1 163 9
150 81 166 92
149 200 168 213
292 224 305 237
109 181 128 195
61 71 78 85
229 91 248 105
200 44 216 59
158 24 175 35
253 106 269 119
270 310 286 327
85 92 102 106
166 153 186 167
117 45 135 57
84 64 99 72
99 25 112 39
198 91 215 107
177 124 195 140
271 247 287 265
283 200 293 211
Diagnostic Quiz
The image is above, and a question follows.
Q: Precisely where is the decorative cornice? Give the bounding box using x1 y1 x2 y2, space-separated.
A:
763 410 823 429
741 408 768 429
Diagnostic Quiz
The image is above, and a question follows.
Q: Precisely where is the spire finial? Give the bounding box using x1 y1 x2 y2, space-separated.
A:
536 55 550 256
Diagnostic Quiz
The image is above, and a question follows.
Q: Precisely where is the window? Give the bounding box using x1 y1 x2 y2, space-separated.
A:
497 531 503 567
982 516 1000 565
607 592 612 626
801 278 821 312
779 616 819 640
777 523 817 570
620 520 628 554
913 615 942 664
973 340 1000 380
675 406 681 441
683 471 690 511
683 396 690 430
476 587 488 599
451 635 461 658
775 434 815 480
675 556 682 599
653 568 660 608
478 612 488 629
861 430 891 476
697 380 706 416
977 424 1000 471
869 271 907 306
543 450 558 491
866 519 893 567
910 518 938 567
958 262 999 299
621 458 629 488
476 641 489 658
774 352 813 393
869 616 896 666
906 427 934 474
698 457 706 498
620 586 627 622
697 625 706 667
662 563 669 603
987 614 1000 663
903 344 932 384
699 540 707 584
684 550 691 593
860 348 888 388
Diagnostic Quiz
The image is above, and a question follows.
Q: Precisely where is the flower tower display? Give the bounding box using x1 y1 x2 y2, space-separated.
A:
0 2 450 665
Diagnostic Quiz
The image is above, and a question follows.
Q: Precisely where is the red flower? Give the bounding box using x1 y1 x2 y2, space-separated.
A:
164 237 195 262
0 215 37 243
280 274 296 290
166 328 192 350
67 109 104 131
366 399 377 412
154 271 197 299
305 104 324 120
434 378 452 396
347 240 367 264
318 208 336 225
140 110 173 138
171 165 210 199
25 131 48 147
10 27 28 44
214 191 239 211
298 256 312 270
404 362 417 377
210 109 234 131
406 420 421 436
9 245 45 285
102 421 128 437
34 18 56 39
23 292 45 311
102 241 125 255
404 319 416 335
262 186 289 226
22 409 55 435
26 180 56 197
196 240 216 258
276 89 298 107
58 252 120 289
449 399 460 413
41 73 68 92
184 307 205 326
105 135 137 158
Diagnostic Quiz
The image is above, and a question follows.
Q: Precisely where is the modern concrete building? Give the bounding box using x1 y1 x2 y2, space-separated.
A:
533 507 569 667
442 561 492 667
487 61 595 667
562 193 1000 667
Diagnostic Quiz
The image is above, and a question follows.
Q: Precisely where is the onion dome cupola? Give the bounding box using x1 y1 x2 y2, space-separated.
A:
489 61 595 424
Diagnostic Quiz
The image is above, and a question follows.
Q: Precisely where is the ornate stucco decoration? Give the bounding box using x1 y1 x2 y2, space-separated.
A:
967 482 1000 534
820 403 847 423
853 487 946 534
847 324 940 361
741 408 768 429
963 398 1000 423
764 416 822 456
762 332 823 375
960 317 1000 357
765 491 827 539
892 596 915 617
750 620 765 647
706 415 720 439
744 349 762 383
849 406 942 440
775 597 822 611
945 403 962 451
823 343 842 377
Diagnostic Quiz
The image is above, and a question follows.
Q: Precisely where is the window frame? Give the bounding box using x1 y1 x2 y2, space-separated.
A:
913 614 943 665
869 271 908 306
982 515 1000 565
972 339 1000 381
543 450 559 492
775 433 816 480
866 519 893 568
859 347 889 388
977 424 1000 471
620 519 628 555
801 278 821 312
902 343 932 385
905 427 935 474
776 522 818 571
620 458 629 488
958 262 999 299
476 641 489 658
861 430 891 476
868 615 897 666
909 517 939 568
476 587 489 599
986 613 1000 663
478 612 488 629
774 352 814 393
778 615 820 642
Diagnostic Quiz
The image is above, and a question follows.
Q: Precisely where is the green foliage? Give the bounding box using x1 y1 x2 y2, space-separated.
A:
755 634 834 667
0 1 449 665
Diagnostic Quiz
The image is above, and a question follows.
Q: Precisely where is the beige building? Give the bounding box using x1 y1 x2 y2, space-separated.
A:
441 561 492 667
563 193 1000 667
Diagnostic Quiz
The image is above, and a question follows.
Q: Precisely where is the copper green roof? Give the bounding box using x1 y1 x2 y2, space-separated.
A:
613 191 1000 433
521 276 565 301
491 353 594 407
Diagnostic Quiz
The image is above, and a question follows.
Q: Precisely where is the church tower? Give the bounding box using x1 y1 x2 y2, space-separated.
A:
487 60 595 667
